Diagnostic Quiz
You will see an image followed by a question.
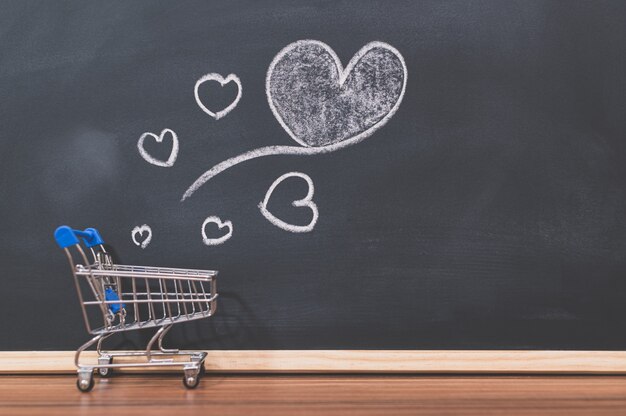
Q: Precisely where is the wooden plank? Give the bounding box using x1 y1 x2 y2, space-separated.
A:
2 374 626 415
2 350 626 374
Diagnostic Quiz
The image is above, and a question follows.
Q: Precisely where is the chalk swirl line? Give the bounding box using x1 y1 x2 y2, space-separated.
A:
181 144 335 201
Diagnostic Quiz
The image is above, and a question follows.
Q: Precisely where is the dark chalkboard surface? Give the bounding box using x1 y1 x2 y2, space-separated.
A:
1 0 625 351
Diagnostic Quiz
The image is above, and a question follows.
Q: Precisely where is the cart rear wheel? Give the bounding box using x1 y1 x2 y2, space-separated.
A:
77 376 95 392
183 374 200 389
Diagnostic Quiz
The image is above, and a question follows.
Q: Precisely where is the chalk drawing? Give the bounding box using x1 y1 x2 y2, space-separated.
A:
268 40 407 148
182 40 406 201
194 73 242 120
201 216 233 246
258 172 318 233
137 128 179 167
131 225 152 249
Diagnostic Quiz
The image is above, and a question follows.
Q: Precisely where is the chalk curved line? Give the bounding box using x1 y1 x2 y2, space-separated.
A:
194 73 242 120
266 40 408 149
137 129 179 167
182 144 339 201
131 224 152 249
181 40 407 201
201 216 233 246
258 171 318 233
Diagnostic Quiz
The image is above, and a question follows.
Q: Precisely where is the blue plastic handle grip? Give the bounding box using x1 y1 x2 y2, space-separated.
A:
105 288 124 313
54 226 105 249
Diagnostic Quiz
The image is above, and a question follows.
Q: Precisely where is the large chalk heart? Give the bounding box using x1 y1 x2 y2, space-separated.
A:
266 40 407 149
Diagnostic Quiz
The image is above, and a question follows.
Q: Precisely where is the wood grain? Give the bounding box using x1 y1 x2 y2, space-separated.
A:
2 350 626 374
1 375 625 415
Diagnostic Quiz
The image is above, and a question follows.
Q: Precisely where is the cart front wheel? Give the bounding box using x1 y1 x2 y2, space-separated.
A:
77 376 95 392
183 374 200 389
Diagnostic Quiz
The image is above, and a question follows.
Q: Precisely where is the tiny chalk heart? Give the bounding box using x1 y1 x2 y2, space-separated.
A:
201 216 233 246
194 73 242 120
137 129 179 167
131 225 152 249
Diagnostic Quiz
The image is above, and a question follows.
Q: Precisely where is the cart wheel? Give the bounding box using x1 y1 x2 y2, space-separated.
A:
98 357 113 378
199 362 206 378
183 373 200 389
76 375 95 392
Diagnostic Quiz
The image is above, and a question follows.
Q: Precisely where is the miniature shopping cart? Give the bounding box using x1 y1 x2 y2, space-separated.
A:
54 226 218 392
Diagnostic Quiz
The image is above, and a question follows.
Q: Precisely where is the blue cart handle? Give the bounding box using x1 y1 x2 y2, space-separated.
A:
54 226 105 249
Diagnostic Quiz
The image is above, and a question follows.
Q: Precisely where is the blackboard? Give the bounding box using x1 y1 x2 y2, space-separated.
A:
1 0 625 352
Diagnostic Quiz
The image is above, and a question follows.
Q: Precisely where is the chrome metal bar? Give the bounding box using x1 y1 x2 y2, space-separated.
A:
177 279 189 317
131 276 139 324
157 324 178 353
108 263 217 275
145 326 168 361
96 333 114 355
74 350 208 369
75 334 104 368
76 269 215 281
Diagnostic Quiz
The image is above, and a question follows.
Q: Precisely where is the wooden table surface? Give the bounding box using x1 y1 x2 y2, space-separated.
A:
1 375 625 415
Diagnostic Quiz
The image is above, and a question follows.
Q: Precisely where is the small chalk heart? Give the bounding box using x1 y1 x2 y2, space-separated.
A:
194 73 242 120
259 172 318 233
137 128 178 167
201 216 233 246
131 224 152 249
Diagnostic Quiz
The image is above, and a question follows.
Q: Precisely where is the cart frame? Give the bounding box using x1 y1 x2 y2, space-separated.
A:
54 226 218 391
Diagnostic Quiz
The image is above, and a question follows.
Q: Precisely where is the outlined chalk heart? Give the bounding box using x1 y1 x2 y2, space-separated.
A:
194 73 242 120
137 128 178 167
258 172 318 233
266 40 407 149
201 216 233 245
131 224 152 249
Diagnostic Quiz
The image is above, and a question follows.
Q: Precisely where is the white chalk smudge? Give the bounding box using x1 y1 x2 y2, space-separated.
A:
131 224 152 249
137 128 179 167
194 73 242 120
258 172 318 233
182 40 406 201
201 216 233 246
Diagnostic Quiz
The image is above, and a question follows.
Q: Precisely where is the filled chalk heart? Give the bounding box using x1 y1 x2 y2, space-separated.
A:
266 40 407 149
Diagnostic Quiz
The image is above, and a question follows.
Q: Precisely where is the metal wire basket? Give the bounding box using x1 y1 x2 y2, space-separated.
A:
55 226 218 392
